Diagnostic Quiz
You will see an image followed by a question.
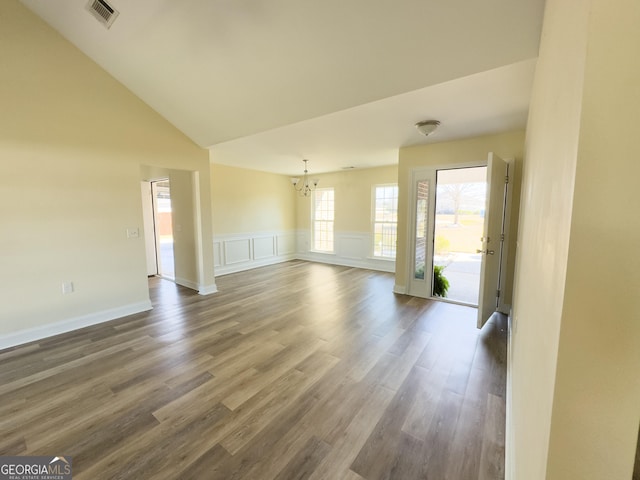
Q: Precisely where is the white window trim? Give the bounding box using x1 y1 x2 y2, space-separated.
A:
311 187 335 253
372 183 399 259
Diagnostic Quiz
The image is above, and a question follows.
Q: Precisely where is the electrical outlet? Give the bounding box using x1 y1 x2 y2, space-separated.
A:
62 281 74 294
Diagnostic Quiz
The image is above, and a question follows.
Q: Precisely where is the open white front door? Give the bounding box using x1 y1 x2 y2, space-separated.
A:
477 153 508 329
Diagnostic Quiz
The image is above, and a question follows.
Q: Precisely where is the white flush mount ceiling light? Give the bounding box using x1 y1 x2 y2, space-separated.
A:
415 120 441 137
290 159 319 197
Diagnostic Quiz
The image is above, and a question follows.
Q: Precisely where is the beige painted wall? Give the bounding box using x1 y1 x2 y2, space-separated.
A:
295 165 398 232
210 163 296 235
508 0 589 476
545 0 640 477
0 0 213 336
510 0 640 478
396 130 525 303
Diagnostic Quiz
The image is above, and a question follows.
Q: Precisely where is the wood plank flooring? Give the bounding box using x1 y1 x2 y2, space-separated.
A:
0 261 507 479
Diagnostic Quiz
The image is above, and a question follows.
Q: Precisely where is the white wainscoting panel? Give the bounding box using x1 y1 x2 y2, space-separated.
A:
213 241 222 268
338 234 366 260
277 233 296 256
224 238 252 265
214 231 297 276
213 230 395 276
253 236 276 260
296 230 395 273
296 231 309 253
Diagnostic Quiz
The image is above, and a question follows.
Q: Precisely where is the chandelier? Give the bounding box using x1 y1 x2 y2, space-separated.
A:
290 159 319 197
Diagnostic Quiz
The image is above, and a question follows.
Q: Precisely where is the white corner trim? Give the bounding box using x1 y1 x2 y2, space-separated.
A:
198 283 218 295
0 300 153 351
174 277 199 290
174 277 218 295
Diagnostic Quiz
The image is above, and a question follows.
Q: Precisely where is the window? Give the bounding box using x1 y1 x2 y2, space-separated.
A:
312 188 334 252
373 184 398 259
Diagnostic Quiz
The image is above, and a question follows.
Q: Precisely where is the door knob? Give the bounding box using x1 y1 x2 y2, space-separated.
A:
476 249 495 255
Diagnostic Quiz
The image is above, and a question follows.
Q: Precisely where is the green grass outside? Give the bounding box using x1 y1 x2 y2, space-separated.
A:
435 214 484 254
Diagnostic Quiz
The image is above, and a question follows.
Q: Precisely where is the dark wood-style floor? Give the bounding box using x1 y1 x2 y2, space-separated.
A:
0 261 507 479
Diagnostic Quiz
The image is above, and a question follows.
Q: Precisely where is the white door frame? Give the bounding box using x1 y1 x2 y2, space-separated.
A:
407 167 436 298
150 178 175 281
406 161 489 300
140 181 158 276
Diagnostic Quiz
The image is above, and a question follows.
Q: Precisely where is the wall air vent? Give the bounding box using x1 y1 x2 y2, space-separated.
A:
86 0 119 29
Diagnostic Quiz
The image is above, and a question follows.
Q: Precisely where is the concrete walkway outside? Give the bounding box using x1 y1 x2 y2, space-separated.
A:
434 252 481 305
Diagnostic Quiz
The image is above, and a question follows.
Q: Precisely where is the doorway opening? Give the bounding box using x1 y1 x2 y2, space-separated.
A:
142 178 175 280
151 179 175 280
433 166 487 305
407 154 510 328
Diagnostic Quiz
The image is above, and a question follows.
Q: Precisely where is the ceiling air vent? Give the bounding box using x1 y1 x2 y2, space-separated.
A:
87 0 119 29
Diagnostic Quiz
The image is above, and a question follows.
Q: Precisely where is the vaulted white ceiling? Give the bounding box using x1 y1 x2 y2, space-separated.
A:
21 0 545 174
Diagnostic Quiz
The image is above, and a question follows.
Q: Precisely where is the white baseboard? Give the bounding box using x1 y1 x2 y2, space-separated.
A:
213 229 396 276
499 303 512 315
213 231 297 277
215 253 296 277
295 230 395 274
173 277 218 295
0 300 153 351
393 284 407 294
296 252 395 273
198 283 218 295
505 311 514 479
174 276 198 290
